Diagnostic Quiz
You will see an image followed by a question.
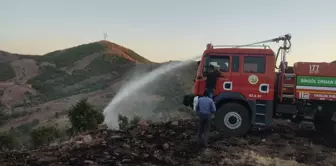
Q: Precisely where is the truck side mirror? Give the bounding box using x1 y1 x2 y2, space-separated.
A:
197 61 200 66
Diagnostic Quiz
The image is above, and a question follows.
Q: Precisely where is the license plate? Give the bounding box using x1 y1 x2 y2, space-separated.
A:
331 112 336 121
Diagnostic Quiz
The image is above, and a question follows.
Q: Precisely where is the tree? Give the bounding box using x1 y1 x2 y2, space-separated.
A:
68 98 104 133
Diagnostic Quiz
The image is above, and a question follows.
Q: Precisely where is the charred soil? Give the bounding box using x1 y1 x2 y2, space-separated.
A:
0 119 335 166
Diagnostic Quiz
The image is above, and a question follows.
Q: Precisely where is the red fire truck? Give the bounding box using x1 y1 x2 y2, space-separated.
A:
183 34 336 139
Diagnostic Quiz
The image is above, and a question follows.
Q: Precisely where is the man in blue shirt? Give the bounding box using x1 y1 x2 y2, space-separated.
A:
195 90 216 148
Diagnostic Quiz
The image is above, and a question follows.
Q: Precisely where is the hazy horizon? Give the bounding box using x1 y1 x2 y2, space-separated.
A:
1 0 335 63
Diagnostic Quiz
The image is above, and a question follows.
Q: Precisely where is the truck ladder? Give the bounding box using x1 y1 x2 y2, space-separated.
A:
279 71 296 103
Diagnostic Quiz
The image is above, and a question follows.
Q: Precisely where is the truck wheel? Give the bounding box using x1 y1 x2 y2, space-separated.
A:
215 102 250 137
314 111 336 138
314 112 336 147
332 122 336 139
314 112 329 136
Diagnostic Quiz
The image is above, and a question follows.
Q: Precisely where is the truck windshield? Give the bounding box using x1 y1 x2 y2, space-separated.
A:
203 55 229 73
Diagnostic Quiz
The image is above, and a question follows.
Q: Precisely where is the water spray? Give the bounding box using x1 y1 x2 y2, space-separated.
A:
103 55 201 130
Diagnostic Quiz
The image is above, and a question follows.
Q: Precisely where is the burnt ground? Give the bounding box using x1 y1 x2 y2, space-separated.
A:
0 119 336 166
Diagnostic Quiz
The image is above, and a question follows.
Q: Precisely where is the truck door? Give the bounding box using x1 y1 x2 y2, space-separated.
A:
240 55 272 100
214 55 241 95
202 55 233 96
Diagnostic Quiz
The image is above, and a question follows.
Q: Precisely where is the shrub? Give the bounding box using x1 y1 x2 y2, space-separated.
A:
118 115 145 130
0 132 16 150
130 116 141 127
55 112 60 118
16 123 34 134
118 114 128 130
95 110 104 125
0 63 16 81
30 126 61 148
31 119 40 127
68 98 104 133
0 110 5 126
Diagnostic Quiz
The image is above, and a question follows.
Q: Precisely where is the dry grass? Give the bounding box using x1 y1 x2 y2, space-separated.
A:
241 150 303 166
194 149 305 166
321 152 336 166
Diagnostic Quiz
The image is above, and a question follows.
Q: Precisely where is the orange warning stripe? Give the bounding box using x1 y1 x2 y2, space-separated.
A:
295 90 336 95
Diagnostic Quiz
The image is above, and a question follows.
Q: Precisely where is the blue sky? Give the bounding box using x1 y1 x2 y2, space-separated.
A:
1 0 335 63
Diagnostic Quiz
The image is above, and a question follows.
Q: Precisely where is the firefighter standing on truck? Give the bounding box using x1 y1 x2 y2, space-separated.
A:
195 89 216 148
205 64 220 98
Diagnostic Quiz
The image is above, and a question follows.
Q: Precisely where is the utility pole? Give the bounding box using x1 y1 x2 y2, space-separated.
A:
104 33 108 40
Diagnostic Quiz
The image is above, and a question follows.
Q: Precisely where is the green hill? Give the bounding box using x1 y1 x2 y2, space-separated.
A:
26 41 152 101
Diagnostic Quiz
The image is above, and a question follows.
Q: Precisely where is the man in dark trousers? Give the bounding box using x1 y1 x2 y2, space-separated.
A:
205 65 220 98
195 90 216 148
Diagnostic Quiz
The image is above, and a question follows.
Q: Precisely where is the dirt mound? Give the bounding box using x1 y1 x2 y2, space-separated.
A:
0 119 335 166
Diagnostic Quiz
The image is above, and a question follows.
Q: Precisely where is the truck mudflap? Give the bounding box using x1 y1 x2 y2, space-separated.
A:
331 112 336 122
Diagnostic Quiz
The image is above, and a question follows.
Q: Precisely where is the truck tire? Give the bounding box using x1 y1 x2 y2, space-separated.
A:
314 110 336 139
313 113 326 136
332 122 336 139
214 102 250 137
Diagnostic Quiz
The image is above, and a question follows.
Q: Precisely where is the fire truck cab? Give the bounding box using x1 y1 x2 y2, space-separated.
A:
193 44 276 136
183 34 292 136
